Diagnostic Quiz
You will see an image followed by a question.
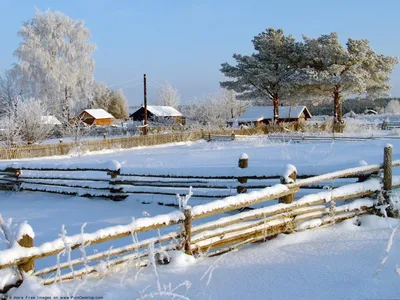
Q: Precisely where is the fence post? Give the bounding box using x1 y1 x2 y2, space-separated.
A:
183 207 192 255
17 224 35 273
237 153 248 194
383 144 393 203
59 139 65 155
108 170 124 201
279 164 297 204
231 131 236 141
208 131 211 142
382 120 387 130
103 133 107 140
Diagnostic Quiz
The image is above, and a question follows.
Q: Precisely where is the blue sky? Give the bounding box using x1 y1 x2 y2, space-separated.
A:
0 0 399 106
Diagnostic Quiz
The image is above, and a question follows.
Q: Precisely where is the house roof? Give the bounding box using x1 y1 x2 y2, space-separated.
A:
135 106 183 117
41 116 61 125
83 109 114 119
234 106 311 122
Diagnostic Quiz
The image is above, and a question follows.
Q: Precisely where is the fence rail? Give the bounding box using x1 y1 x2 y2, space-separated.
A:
0 145 397 294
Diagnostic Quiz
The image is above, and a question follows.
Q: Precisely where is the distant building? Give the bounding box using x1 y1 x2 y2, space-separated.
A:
130 106 185 125
41 116 61 125
76 109 115 126
228 105 312 127
364 109 378 115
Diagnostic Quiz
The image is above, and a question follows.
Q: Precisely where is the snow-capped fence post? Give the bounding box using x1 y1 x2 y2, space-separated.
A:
17 223 35 273
237 153 249 194
383 144 392 203
103 133 107 140
279 164 297 204
183 207 192 255
231 131 236 141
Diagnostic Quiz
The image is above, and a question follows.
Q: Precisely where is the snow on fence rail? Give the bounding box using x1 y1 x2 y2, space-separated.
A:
0 154 367 201
0 145 398 293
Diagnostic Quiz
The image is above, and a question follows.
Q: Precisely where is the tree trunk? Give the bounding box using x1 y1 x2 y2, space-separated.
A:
273 97 279 123
333 87 343 133
63 87 71 122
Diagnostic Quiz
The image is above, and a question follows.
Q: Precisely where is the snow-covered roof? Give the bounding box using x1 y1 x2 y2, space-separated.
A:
83 109 114 119
235 106 311 122
41 116 61 125
146 106 183 117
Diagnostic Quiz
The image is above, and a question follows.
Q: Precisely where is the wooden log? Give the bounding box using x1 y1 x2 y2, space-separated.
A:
192 186 299 220
42 253 149 285
194 221 295 254
184 207 192 255
237 153 249 194
279 165 297 204
383 145 393 195
191 206 326 243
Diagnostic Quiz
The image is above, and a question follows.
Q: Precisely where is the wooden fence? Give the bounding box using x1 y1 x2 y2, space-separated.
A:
0 154 365 202
0 145 398 293
0 128 269 160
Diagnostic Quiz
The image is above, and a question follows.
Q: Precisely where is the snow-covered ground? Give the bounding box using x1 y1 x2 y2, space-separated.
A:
1 137 400 299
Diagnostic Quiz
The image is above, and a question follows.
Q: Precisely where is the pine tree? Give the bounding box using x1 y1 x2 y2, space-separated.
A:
220 28 304 121
290 33 398 131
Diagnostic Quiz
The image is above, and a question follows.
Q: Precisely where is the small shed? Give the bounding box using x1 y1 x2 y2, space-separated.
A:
77 109 115 126
130 105 185 125
228 105 312 127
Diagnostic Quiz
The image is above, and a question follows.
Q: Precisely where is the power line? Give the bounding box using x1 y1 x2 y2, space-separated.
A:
108 76 142 88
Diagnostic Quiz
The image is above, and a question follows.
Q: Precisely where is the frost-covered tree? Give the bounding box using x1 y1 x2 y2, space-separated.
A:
108 90 129 120
0 97 54 146
385 100 400 114
154 81 180 108
0 101 22 146
222 89 250 119
0 68 24 114
90 83 128 120
17 98 55 144
182 90 251 128
220 28 304 121
14 9 96 121
290 33 398 130
90 82 113 110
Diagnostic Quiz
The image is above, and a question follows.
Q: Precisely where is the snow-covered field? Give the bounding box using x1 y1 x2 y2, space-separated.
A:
1 137 400 299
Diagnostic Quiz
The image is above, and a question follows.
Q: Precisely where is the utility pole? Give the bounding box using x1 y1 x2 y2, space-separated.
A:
143 73 148 135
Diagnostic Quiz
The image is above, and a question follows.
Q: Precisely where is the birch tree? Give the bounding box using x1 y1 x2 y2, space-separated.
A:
14 9 96 121
154 81 180 108
290 33 398 131
220 28 304 121
0 68 24 115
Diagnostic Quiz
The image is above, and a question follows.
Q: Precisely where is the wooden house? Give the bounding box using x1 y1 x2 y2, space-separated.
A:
228 105 312 127
76 109 115 126
130 106 185 125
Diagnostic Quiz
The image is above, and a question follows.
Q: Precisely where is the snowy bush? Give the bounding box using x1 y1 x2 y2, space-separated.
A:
0 97 55 146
